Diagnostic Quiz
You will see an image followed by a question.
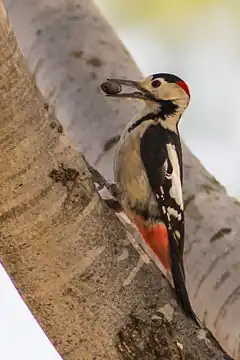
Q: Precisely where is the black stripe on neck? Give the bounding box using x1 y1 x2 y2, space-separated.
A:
158 100 178 120
128 112 158 132
128 100 178 133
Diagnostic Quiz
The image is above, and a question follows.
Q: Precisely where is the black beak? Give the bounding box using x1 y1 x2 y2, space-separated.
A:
101 78 156 102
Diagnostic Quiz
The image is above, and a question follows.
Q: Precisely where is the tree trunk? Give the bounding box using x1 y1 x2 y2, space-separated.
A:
2 1 240 359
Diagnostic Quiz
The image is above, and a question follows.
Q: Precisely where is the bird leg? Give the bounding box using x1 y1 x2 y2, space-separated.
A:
87 164 122 212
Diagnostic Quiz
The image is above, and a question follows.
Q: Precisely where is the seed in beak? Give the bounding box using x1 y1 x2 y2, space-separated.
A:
100 80 122 95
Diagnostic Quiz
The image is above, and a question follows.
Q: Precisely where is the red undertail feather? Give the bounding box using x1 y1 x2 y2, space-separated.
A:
133 217 170 270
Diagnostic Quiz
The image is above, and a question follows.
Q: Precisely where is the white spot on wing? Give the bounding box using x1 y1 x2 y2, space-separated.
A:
166 144 183 209
175 230 181 239
167 206 178 218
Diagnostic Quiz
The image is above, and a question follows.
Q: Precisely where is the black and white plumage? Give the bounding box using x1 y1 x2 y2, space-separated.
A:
101 73 199 325
140 122 185 266
139 122 199 323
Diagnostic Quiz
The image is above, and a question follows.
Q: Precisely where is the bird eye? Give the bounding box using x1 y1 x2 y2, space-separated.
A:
151 79 161 88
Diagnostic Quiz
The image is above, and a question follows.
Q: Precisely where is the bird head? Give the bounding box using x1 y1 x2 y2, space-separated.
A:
103 73 190 132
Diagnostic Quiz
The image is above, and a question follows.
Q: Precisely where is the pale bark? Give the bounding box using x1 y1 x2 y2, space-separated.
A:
3 0 240 358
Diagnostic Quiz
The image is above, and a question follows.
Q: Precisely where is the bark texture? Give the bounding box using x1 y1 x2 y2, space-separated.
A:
3 0 240 358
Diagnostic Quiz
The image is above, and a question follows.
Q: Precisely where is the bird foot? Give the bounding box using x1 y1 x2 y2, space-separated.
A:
87 164 121 203
104 198 122 212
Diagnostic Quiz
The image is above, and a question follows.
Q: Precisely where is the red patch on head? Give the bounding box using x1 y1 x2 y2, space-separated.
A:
176 81 190 97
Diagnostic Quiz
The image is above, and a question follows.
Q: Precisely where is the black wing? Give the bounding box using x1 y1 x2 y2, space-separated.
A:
140 123 199 325
140 124 184 262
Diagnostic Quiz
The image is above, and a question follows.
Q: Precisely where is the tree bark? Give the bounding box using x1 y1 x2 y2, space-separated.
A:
3 0 240 359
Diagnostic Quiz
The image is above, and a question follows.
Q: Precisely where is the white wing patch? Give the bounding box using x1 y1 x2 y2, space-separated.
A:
167 206 182 220
166 143 183 210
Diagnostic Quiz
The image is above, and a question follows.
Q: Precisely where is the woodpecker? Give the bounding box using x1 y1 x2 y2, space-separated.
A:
101 73 199 325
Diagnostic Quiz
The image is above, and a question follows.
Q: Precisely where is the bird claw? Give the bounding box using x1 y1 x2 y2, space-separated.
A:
104 198 122 212
87 164 120 199
88 164 107 189
95 183 105 191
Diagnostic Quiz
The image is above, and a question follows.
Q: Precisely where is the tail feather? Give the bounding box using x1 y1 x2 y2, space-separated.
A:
132 215 200 326
168 230 200 326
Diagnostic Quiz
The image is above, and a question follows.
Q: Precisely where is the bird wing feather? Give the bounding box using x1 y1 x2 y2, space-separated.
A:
139 123 185 270
140 123 199 325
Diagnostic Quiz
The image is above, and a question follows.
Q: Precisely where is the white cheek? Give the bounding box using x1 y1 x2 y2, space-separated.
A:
166 144 183 210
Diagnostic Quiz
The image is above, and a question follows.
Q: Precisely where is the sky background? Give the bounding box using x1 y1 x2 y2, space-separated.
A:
2 1 240 359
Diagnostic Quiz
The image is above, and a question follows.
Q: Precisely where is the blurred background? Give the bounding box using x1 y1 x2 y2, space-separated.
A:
95 0 240 198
